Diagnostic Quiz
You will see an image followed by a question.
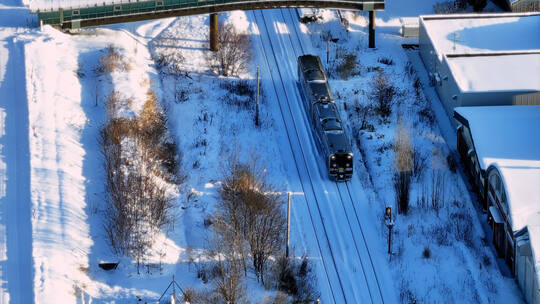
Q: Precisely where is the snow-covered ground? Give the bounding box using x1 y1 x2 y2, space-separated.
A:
0 0 530 302
297 5 523 303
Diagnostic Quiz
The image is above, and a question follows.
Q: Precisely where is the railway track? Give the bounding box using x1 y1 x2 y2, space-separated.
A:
251 8 387 303
279 8 386 303
249 9 346 303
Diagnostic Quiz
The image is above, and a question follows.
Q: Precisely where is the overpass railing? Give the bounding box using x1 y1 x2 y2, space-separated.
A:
32 0 384 28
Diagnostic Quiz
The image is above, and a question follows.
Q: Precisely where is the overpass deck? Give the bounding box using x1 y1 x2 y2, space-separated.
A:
31 0 384 29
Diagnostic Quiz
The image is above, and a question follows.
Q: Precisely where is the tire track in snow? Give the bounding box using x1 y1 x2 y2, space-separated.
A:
0 38 35 304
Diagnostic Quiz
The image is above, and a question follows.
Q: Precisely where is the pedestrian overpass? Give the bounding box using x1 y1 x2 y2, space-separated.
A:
31 0 383 29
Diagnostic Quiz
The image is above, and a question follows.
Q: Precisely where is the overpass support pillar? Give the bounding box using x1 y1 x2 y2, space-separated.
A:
369 11 375 48
210 13 218 51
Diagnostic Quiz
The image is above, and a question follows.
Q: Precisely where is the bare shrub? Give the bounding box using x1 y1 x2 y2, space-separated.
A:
211 216 247 304
275 254 297 295
332 49 361 80
419 104 435 126
295 256 320 303
451 212 474 247
429 147 447 216
394 118 413 215
95 45 131 74
272 292 289 304
446 153 458 174
370 71 395 118
300 13 320 24
271 255 320 303
102 90 181 267
422 246 431 259
208 22 252 77
105 90 131 119
377 57 394 66
153 52 185 76
413 77 422 98
412 145 427 180
432 224 451 246
433 1 467 13
219 79 257 110
400 280 417 304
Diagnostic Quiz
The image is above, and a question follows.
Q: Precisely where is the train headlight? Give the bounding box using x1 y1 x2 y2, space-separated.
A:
331 155 336 160
347 154 352 159
332 164 337 168
346 163 350 167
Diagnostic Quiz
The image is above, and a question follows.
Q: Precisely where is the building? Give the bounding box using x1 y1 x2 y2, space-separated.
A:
454 106 540 303
419 13 540 120
494 0 540 12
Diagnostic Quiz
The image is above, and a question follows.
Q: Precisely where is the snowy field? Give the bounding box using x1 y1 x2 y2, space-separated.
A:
0 0 530 302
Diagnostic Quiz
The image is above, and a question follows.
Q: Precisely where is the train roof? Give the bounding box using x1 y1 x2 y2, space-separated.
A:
322 118 342 131
298 55 326 81
309 82 334 102
315 103 339 121
325 132 351 154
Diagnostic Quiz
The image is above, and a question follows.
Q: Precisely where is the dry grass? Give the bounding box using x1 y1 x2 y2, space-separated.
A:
95 45 132 74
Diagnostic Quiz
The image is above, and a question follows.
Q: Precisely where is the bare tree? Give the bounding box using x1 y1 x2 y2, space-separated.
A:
207 21 252 77
393 118 412 215
218 155 286 285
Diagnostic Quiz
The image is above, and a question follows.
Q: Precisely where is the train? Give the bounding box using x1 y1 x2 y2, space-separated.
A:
297 54 353 181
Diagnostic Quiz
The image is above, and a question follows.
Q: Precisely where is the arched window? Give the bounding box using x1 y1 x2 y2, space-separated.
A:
488 169 510 217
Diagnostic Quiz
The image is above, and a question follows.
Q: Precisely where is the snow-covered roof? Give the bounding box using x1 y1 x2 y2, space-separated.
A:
454 106 540 232
420 13 540 59
445 52 540 93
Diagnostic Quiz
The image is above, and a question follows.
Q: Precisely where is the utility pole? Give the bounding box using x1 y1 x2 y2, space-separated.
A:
369 11 376 48
286 192 291 257
255 66 260 127
385 206 395 256
326 38 330 65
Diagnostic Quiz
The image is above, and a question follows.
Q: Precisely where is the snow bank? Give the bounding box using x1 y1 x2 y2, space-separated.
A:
25 29 93 303
421 13 540 58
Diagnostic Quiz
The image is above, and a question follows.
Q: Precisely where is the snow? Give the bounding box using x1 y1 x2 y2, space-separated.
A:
421 13 540 58
0 0 533 302
454 105 540 232
446 53 540 92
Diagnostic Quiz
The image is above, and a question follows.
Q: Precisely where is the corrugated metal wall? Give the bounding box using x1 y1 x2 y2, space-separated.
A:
513 0 540 12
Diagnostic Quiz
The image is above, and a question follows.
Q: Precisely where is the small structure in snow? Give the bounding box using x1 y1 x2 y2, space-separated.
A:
453 105 540 304
419 13 540 120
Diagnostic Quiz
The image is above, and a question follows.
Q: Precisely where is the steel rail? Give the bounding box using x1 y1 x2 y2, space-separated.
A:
250 9 347 303
279 8 385 303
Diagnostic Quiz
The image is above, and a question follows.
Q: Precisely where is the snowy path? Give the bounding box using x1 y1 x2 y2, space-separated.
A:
0 35 34 304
